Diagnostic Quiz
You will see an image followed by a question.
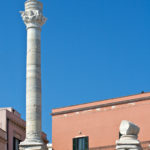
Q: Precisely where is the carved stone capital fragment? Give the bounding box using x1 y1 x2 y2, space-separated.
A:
116 120 142 150
20 10 47 28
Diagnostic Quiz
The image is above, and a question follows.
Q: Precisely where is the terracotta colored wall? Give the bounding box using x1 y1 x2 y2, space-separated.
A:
52 93 150 150
7 116 25 150
0 129 7 150
0 108 26 150
0 109 7 131
0 141 6 150
0 108 49 150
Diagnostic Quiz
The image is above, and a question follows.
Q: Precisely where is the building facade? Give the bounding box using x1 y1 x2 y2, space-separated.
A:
0 128 7 150
52 92 150 150
0 108 48 150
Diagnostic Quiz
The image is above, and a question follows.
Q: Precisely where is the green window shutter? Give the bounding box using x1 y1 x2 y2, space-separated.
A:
73 138 78 150
85 137 89 150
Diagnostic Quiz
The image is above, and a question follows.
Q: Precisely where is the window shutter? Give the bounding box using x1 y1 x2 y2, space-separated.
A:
13 137 20 150
73 138 77 150
85 137 89 150
13 137 15 150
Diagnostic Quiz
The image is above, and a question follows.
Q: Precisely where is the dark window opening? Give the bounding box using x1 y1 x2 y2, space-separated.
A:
119 132 122 139
73 136 89 150
13 137 20 150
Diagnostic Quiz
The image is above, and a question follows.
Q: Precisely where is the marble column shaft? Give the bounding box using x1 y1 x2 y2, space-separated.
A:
20 0 46 149
26 26 42 140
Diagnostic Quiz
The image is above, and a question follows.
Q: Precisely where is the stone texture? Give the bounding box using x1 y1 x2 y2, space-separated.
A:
116 120 142 150
119 120 140 136
47 143 52 150
20 0 46 150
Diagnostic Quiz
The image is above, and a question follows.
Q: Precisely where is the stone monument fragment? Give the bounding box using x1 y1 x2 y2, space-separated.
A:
116 120 142 150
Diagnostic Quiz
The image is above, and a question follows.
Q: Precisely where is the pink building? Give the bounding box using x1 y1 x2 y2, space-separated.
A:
0 128 7 150
0 108 48 150
52 92 150 150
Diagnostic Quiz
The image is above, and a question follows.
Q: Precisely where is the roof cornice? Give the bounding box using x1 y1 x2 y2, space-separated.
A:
51 96 150 116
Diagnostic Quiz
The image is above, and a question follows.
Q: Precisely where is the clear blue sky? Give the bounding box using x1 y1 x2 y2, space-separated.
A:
0 0 150 141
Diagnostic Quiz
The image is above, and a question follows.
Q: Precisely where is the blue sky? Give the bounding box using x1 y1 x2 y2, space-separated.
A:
0 0 150 141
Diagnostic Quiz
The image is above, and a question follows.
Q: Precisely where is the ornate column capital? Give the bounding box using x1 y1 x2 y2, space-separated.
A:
20 10 47 29
20 0 47 29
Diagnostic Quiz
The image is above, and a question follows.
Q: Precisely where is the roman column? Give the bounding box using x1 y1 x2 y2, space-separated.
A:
20 0 46 150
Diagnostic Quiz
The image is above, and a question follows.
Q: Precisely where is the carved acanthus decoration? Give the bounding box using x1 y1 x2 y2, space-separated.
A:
20 10 47 27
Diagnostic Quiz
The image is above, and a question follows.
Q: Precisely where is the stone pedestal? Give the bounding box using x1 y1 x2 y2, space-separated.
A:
19 144 43 150
116 120 142 150
116 135 142 150
47 143 52 150
19 0 46 150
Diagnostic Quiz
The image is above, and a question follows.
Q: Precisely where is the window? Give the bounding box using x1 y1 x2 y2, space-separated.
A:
13 137 20 150
73 136 89 150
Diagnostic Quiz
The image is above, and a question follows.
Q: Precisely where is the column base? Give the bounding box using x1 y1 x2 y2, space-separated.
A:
19 139 44 150
116 145 142 150
116 135 142 150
